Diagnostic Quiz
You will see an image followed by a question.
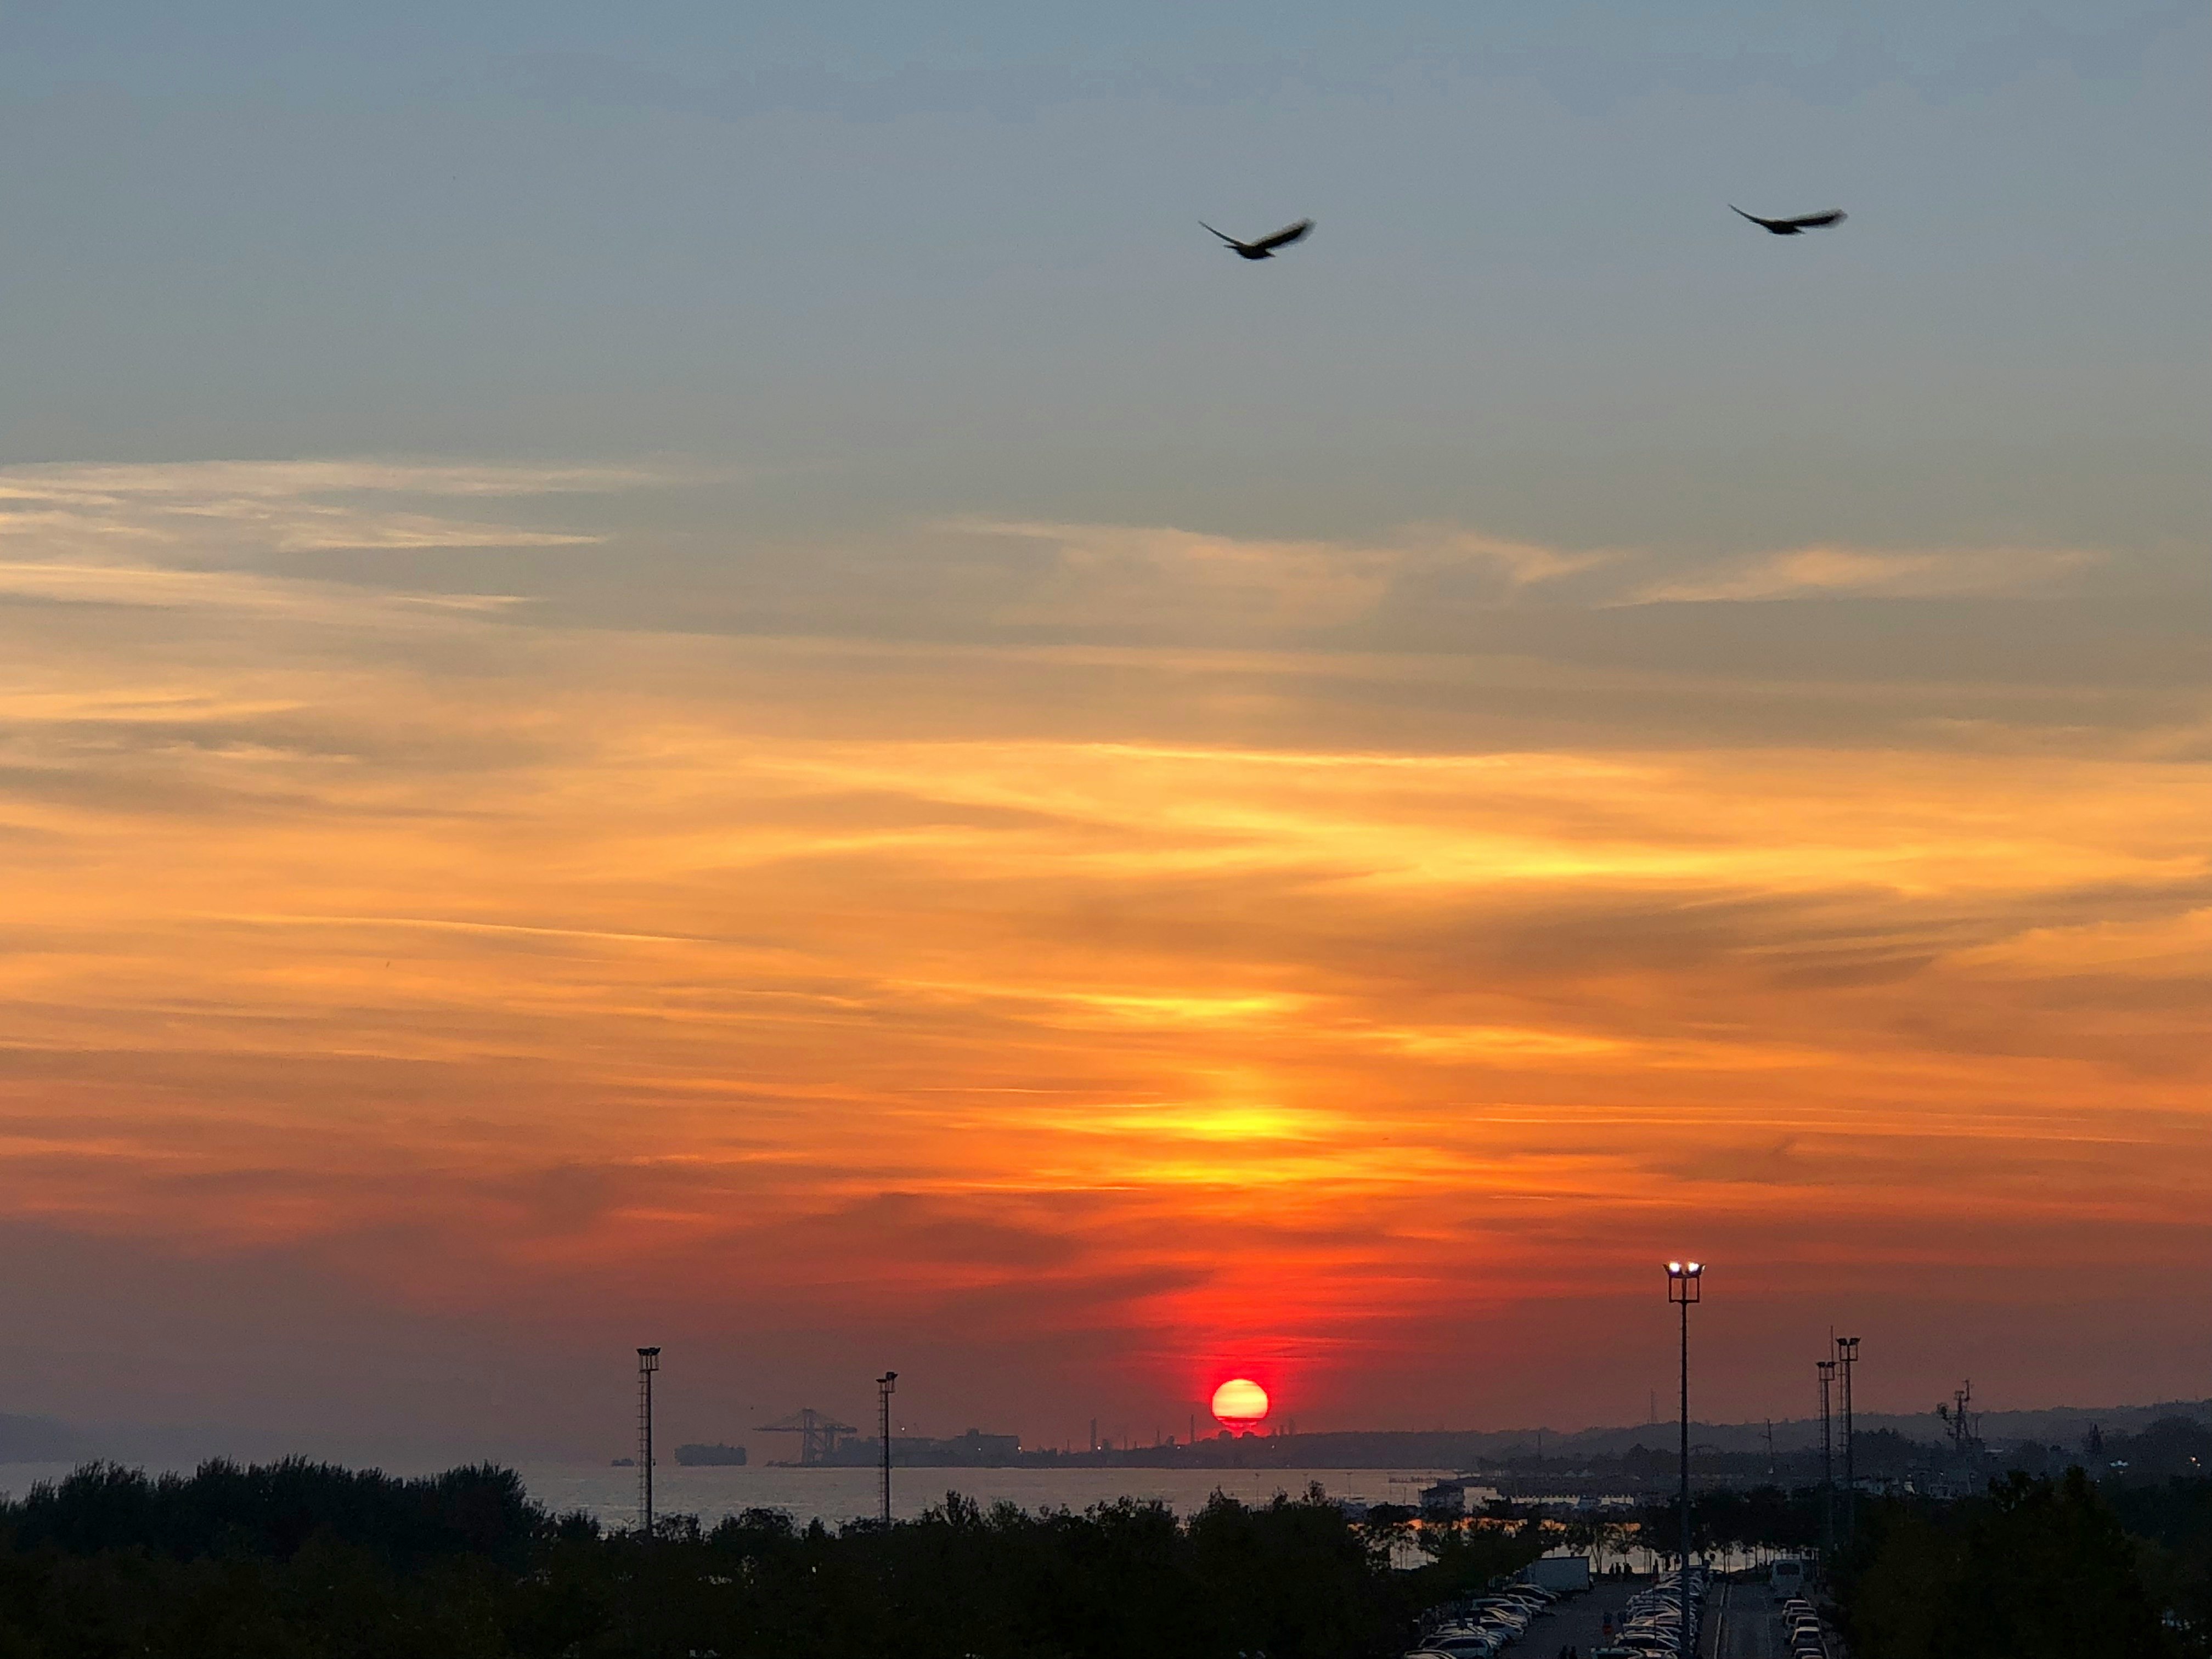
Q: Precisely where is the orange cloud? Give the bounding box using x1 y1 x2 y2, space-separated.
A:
0 471 2207 1446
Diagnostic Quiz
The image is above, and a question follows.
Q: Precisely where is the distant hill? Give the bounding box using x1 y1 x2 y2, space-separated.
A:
1418 1399 2212 1461
1 1396 2203 1474
864 1398 2212 1471
1893 1400 2212 1448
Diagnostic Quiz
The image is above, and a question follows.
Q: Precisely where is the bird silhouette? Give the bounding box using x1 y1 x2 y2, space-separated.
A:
1731 206 1847 235
1201 219 1313 259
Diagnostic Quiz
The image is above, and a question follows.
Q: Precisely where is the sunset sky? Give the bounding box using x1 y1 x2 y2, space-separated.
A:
0 2 2206 1464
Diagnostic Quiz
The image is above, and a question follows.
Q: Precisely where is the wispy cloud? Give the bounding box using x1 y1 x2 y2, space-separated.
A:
0 458 683 501
0 456 690 568
0 559 525 623
0 471 2205 1442
0 457 686 621
0 475 2125 651
1631 544 2098 603
951 516 2112 634
957 517 1611 631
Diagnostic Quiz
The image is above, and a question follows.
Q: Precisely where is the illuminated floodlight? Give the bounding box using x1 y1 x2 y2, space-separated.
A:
1660 1261 1707 1658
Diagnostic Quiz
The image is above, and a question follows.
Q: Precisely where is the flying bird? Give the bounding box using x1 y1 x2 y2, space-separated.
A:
1731 206 1847 235
1201 218 1313 260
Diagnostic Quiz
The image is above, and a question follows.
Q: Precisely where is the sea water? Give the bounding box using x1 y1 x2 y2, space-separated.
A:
518 1464 1465 1530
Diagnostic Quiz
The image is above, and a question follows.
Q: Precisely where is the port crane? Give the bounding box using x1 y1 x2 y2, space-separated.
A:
755 1407 857 1466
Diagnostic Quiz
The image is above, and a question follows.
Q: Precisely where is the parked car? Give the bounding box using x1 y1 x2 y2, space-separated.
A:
1429 1623 1505 1652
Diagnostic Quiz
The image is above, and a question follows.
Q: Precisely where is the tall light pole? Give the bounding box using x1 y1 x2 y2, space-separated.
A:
1666 1261 1703 1659
877 1371 898 1525
1836 1336 1860 1545
636 1346 661 1537
1818 1357 1837 1562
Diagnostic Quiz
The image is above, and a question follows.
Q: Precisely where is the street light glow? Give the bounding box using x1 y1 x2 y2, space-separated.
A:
1667 1261 1683 1273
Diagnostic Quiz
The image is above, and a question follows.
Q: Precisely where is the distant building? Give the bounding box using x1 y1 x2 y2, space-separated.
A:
940 1429 1022 1462
819 1426 1022 1467
1420 1479 1469 1514
1909 1469 1974 1500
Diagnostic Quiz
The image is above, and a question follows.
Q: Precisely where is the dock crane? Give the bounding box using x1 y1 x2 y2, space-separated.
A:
755 1407 858 1466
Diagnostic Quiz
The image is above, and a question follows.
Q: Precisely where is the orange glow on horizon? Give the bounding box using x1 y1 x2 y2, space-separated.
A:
0 469 2207 1440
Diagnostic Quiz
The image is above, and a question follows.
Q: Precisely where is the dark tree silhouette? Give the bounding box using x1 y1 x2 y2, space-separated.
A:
0 1460 1447 1657
1846 1469 2179 1658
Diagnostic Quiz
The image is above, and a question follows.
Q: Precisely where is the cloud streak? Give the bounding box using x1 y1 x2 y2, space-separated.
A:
958 517 1616 631
0 467 2204 1446
1631 545 2099 603
0 459 697 622
0 558 527 622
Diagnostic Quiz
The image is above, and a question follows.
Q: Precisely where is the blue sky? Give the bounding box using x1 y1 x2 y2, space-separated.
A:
0 1 2201 558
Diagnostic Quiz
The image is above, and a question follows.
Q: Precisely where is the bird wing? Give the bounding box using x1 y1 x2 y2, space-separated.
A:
1785 209 1846 228
1199 222 1245 247
1729 205 1779 229
1252 218 1313 251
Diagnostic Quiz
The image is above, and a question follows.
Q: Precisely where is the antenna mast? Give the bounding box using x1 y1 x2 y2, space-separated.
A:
1817 1358 1836 1557
1936 1380 1980 1458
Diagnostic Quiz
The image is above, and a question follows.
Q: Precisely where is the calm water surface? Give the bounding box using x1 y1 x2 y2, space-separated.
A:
521 1465 1463 1530
0 1460 1453 1527
0 1458 1787 1572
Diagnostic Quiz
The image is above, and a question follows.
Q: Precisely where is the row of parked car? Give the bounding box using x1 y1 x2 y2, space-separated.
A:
1403 1578 1573 1659
1588 1565 1709 1658
1780 1593 1831 1659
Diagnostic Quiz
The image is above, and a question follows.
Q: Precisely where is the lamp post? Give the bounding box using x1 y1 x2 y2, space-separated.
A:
877 1372 898 1525
635 1347 661 1537
1836 1336 1860 1545
1818 1357 1836 1563
1665 1261 1703 1659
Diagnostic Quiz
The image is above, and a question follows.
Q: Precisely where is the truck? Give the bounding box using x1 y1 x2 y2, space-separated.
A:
1521 1555 1592 1593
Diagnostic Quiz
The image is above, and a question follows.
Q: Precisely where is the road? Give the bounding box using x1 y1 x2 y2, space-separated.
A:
1701 1579 1807 1659
1499 1576 1814 1659
1508 1577 1647 1656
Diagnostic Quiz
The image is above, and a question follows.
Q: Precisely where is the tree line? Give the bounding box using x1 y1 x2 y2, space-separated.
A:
1609 1414 2212 1658
0 1460 1542 1657
10 1443 2205 1656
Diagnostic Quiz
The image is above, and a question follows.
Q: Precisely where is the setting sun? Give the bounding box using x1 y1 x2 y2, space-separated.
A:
1210 1378 1269 1429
